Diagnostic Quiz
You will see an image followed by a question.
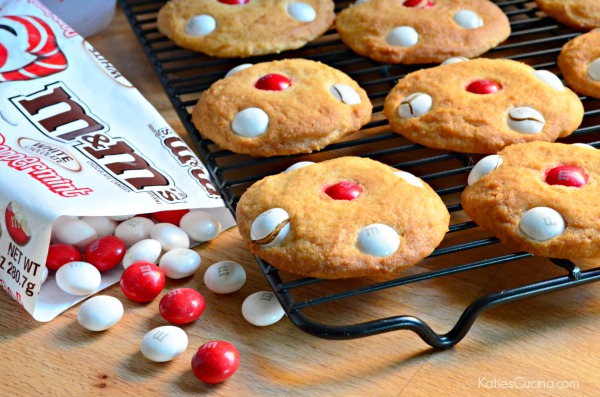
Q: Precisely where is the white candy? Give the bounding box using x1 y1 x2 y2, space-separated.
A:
573 143 596 149
330 84 361 105
287 2 316 22
115 216 155 246
386 26 419 47
394 171 424 188
355 0 370 4
284 161 315 172
467 154 503 186
204 260 246 294
453 10 483 29
251 208 290 248
53 219 98 250
141 326 188 362
56 261 101 296
519 207 565 241
107 215 135 221
399 92 432 118
185 14 216 36
81 216 117 237
225 63 253 77
51 215 78 243
179 210 221 242
54 215 78 223
533 70 564 91
159 248 201 279
150 223 190 251
122 239 162 269
77 295 124 331
242 291 285 326
506 107 545 134
441 56 469 65
356 224 400 257
231 107 269 138
587 58 600 82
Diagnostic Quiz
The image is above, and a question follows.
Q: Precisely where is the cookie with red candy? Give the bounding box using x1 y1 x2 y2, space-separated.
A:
336 0 510 64
461 142 600 258
383 58 584 153
192 59 372 157
236 157 449 279
157 0 335 58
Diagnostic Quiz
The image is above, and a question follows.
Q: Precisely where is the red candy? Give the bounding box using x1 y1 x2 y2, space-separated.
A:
466 79 502 94
120 261 165 303
218 0 249 4
159 288 206 324
545 165 588 188
324 181 363 201
151 209 189 226
84 235 126 272
191 341 240 384
403 0 434 8
255 74 292 91
46 243 82 271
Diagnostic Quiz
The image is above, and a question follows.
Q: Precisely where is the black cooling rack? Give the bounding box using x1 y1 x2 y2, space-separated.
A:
120 0 600 348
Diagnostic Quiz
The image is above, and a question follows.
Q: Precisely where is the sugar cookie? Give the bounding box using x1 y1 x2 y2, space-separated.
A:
535 0 600 30
336 0 510 64
192 59 372 157
558 29 600 99
236 157 450 279
462 142 600 258
157 0 335 57
383 58 584 153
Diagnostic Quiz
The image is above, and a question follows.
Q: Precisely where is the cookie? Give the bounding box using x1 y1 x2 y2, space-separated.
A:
382 58 584 153
157 0 335 58
236 157 450 279
192 59 372 157
558 29 600 99
336 0 511 64
534 0 600 30
461 142 600 259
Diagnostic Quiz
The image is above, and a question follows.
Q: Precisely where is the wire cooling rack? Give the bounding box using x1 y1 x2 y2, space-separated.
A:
120 0 600 348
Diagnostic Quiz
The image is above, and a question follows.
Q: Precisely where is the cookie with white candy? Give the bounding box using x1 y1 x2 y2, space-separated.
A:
383 58 584 153
336 0 510 64
192 59 372 157
157 0 334 58
534 0 600 30
558 29 600 99
462 142 600 259
236 156 449 279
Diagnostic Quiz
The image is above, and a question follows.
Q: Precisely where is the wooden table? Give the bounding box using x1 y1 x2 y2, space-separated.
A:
2 6 600 397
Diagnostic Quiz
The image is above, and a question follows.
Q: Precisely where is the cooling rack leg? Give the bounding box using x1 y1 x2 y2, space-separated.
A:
550 258 582 280
286 266 600 348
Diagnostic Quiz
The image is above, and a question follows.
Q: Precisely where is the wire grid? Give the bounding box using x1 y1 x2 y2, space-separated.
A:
120 0 600 347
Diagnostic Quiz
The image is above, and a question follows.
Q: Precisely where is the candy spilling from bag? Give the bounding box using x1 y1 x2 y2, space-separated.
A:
0 0 235 321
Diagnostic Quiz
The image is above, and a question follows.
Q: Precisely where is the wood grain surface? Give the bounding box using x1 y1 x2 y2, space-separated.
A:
1 5 600 397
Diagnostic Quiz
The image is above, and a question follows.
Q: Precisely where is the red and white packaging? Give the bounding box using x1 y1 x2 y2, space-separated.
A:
0 0 235 321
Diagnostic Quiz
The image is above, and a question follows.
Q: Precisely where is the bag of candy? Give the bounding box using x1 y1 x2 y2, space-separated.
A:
0 0 234 321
